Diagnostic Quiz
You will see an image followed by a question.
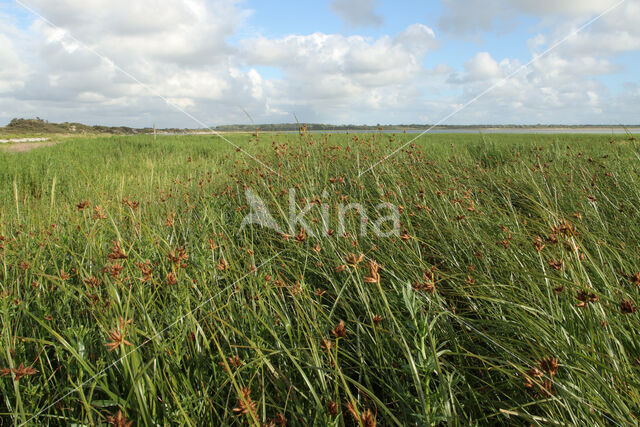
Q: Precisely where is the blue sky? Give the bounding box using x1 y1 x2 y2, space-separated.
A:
0 0 639 126
239 1 530 65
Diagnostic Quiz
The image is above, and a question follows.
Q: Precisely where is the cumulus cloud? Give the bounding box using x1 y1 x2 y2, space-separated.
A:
1 0 272 126
440 49 625 124
0 0 638 126
549 2 640 57
448 49 617 85
25 0 250 66
428 0 639 124
447 52 503 83
238 24 437 118
330 0 383 28
0 33 29 93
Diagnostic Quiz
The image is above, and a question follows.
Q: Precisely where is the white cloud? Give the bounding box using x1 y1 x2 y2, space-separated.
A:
241 24 437 89
236 24 438 119
550 2 640 57
330 0 383 28
458 52 502 82
1 0 269 126
441 50 622 124
0 0 638 126
26 0 249 67
0 33 29 93
393 24 438 55
429 0 639 124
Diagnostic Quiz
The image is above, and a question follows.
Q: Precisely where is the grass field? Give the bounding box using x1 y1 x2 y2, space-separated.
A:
1 132 639 425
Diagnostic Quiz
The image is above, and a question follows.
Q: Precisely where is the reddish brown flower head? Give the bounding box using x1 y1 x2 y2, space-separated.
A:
274 413 287 426
92 205 107 220
547 259 562 271
168 246 188 267
295 229 306 242
105 262 124 279
327 400 338 416
233 388 257 418
556 220 577 236
108 241 128 260
533 236 545 252
332 321 346 338
167 272 178 285
122 198 139 211
219 355 243 369
165 212 175 227
106 410 133 427
361 409 376 427
523 366 543 388
364 260 381 284
345 253 364 267
5 363 37 381
217 258 230 271
346 401 358 422
346 401 376 427
540 357 559 377
105 318 132 351
576 290 598 307
136 261 153 282
621 299 636 314
84 276 102 288
413 280 436 293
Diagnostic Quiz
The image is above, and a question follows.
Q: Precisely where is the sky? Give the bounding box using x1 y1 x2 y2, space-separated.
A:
0 0 639 127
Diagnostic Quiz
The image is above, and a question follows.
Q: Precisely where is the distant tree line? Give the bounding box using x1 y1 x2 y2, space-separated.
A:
4 118 140 134
213 123 640 132
3 118 637 135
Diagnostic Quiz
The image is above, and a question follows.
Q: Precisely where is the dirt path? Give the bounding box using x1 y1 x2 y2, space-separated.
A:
2 141 58 153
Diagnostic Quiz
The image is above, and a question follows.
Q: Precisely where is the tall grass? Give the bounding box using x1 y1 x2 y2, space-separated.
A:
0 132 639 425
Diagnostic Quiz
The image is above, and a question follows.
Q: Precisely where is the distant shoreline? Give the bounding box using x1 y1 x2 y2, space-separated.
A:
2 117 639 136
159 127 640 136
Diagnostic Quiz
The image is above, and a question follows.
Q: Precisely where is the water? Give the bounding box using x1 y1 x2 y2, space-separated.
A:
299 128 640 135
164 128 639 136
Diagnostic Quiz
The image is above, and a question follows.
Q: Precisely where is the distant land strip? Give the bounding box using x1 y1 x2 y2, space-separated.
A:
1 118 639 135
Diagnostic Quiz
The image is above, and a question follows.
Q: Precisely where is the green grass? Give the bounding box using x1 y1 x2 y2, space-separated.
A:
0 132 639 425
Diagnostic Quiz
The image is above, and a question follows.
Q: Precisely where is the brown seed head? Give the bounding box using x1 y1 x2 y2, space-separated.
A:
621 299 636 314
108 241 128 260
233 387 257 418
106 410 133 427
332 321 346 338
